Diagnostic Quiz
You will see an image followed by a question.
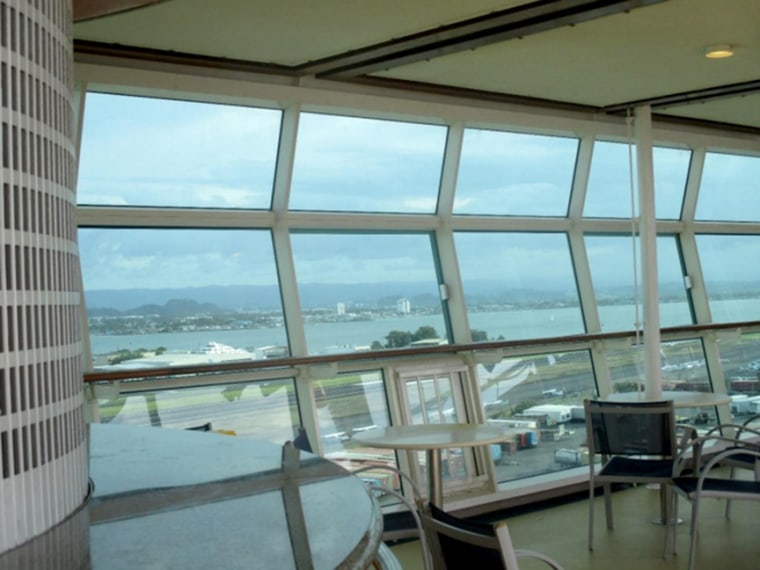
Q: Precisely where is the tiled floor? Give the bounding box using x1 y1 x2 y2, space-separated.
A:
388 483 759 569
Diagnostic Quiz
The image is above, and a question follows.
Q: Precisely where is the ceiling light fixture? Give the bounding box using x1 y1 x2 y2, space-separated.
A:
704 44 735 59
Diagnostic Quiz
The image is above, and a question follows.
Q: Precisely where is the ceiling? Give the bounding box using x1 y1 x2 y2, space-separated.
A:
72 0 760 133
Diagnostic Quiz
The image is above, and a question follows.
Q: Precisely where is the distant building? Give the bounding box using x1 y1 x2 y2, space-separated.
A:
396 298 411 314
337 302 346 315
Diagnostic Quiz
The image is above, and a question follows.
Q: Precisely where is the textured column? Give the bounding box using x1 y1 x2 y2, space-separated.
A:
0 0 88 555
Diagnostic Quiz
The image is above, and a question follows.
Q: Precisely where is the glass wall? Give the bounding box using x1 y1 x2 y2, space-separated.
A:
75 84 760 503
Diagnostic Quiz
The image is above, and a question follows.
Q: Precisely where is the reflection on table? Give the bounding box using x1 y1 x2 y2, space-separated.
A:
87 423 382 570
351 423 514 507
603 390 730 408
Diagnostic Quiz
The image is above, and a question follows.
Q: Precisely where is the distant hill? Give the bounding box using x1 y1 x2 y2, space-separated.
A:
83 279 760 314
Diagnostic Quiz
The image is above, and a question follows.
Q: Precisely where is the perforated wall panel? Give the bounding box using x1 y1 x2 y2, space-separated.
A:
0 0 88 554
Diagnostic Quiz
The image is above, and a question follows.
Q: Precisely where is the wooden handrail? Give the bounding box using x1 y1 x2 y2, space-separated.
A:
82 319 760 383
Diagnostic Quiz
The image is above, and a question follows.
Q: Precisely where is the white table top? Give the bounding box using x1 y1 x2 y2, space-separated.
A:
351 423 514 450
604 390 730 408
88 423 382 570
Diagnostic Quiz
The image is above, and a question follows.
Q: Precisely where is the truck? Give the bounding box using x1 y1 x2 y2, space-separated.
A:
520 404 573 424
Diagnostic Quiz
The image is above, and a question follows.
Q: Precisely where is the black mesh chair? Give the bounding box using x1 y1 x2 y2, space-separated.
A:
670 432 760 570
584 398 680 555
292 426 313 453
711 414 760 518
418 502 563 570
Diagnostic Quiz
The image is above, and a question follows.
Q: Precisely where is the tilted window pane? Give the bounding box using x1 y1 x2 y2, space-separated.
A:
477 351 596 483
290 232 447 355
316 371 397 487
454 129 578 216
695 152 760 222
696 234 760 323
79 228 288 369
455 232 584 341
584 141 690 219
585 234 692 332
608 339 717 428
96 379 300 443
714 332 760 405
289 113 446 213
77 93 281 208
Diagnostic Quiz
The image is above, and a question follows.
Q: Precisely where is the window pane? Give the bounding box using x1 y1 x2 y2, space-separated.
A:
454 129 578 216
77 93 281 208
696 152 760 221
455 232 584 340
585 235 692 331
608 340 718 428
696 234 760 323
97 379 300 443
314 371 397 488
477 351 595 483
584 141 690 219
715 332 760 411
289 113 446 213
80 228 288 369
290 232 447 354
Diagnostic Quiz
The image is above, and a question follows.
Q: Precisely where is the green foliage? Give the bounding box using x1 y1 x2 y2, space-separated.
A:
471 329 488 342
512 400 538 414
413 326 438 341
107 348 146 364
614 380 643 393
382 326 441 348
384 330 413 348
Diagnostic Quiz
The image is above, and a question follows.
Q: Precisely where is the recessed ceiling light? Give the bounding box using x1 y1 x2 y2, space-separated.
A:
704 44 735 59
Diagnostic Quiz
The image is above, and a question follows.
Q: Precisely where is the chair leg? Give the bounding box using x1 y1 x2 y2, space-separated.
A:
668 490 679 557
724 466 735 519
661 484 672 559
588 482 595 551
603 483 613 530
687 500 701 570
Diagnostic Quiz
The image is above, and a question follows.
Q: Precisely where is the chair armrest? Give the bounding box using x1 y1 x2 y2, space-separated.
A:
673 432 760 477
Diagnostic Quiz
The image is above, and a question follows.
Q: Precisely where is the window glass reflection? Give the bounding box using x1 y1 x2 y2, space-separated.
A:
290 232 447 355
97 379 300 443
289 113 446 213
454 129 578 216
455 232 584 341
584 141 690 219
714 332 760 412
696 152 760 222
477 351 595 483
78 93 281 208
585 234 692 331
696 234 760 323
79 228 288 369
315 371 397 488
607 339 717 427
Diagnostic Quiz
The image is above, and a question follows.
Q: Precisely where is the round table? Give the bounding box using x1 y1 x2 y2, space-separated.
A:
351 423 514 507
88 423 383 570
